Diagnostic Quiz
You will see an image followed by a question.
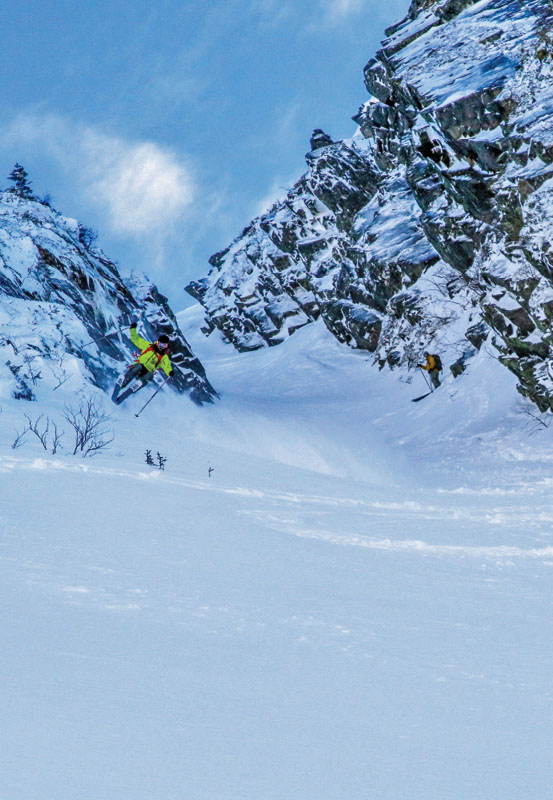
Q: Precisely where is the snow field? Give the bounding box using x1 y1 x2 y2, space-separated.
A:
2 312 553 798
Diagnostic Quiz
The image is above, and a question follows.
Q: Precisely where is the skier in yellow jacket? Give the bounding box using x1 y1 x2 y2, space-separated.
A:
112 322 173 404
418 352 442 389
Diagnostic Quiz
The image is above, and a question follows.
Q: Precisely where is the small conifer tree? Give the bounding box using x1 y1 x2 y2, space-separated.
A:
78 224 98 250
7 163 34 199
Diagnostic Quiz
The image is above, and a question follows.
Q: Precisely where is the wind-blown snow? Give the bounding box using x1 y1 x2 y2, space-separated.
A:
1 306 553 799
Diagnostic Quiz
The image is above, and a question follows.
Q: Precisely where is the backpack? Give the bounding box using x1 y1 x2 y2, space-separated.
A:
135 343 167 369
431 354 443 371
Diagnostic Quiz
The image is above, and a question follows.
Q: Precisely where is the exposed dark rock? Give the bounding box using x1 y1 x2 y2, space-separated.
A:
465 321 489 351
450 346 477 378
310 129 334 150
187 0 553 412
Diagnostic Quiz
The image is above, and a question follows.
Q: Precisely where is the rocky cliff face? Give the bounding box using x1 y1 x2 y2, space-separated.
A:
0 191 216 404
187 0 553 411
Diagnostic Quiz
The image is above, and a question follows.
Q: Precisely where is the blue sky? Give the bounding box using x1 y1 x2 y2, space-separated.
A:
1 0 410 307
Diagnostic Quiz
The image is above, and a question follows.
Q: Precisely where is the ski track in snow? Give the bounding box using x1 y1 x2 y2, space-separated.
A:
4 450 553 572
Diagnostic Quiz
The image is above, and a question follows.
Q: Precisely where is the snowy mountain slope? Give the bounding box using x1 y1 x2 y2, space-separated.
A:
187 0 553 413
2 307 553 799
0 191 216 405
5 2 553 795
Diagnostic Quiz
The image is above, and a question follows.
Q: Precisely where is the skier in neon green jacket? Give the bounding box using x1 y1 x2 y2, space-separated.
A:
112 322 173 403
129 324 173 377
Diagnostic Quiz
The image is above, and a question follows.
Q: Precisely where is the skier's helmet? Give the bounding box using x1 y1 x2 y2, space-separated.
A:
157 334 170 349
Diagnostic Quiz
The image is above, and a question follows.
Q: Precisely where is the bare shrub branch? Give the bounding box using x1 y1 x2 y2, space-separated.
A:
63 395 114 457
23 353 42 386
51 421 64 454
11 428 28 449
24 414 50 450
49 353 71 391
519 401 552 435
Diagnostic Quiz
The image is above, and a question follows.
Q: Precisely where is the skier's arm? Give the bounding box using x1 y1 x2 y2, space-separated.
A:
160 355 173 377
129 325 151 351
418 357 433 371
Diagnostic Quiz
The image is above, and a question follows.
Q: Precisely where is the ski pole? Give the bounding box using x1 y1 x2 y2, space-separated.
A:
134 375 171 418
82 315 159 349
418 366 433 392
81 325 129 349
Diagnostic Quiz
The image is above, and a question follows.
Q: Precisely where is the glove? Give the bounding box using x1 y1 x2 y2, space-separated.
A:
130 319 138 328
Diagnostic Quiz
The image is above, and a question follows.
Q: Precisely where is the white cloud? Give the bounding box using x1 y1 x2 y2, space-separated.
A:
243 0 367 30
82 135 194 235
303 0 373 30
1 113 195 237
321 0 365 19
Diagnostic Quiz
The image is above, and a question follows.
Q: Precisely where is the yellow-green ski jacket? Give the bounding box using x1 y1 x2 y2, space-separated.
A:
130 327 173 376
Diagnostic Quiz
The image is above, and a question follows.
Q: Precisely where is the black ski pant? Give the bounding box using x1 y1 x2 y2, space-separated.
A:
121 362 154 389
429 369 441 389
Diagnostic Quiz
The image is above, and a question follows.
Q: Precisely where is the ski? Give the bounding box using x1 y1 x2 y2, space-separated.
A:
112 378 145 405
111 379 124 404
411 391 432 403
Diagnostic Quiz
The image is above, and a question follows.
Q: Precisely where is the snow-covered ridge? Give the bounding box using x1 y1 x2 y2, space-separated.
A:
187 0 553 412
0 191 216 405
